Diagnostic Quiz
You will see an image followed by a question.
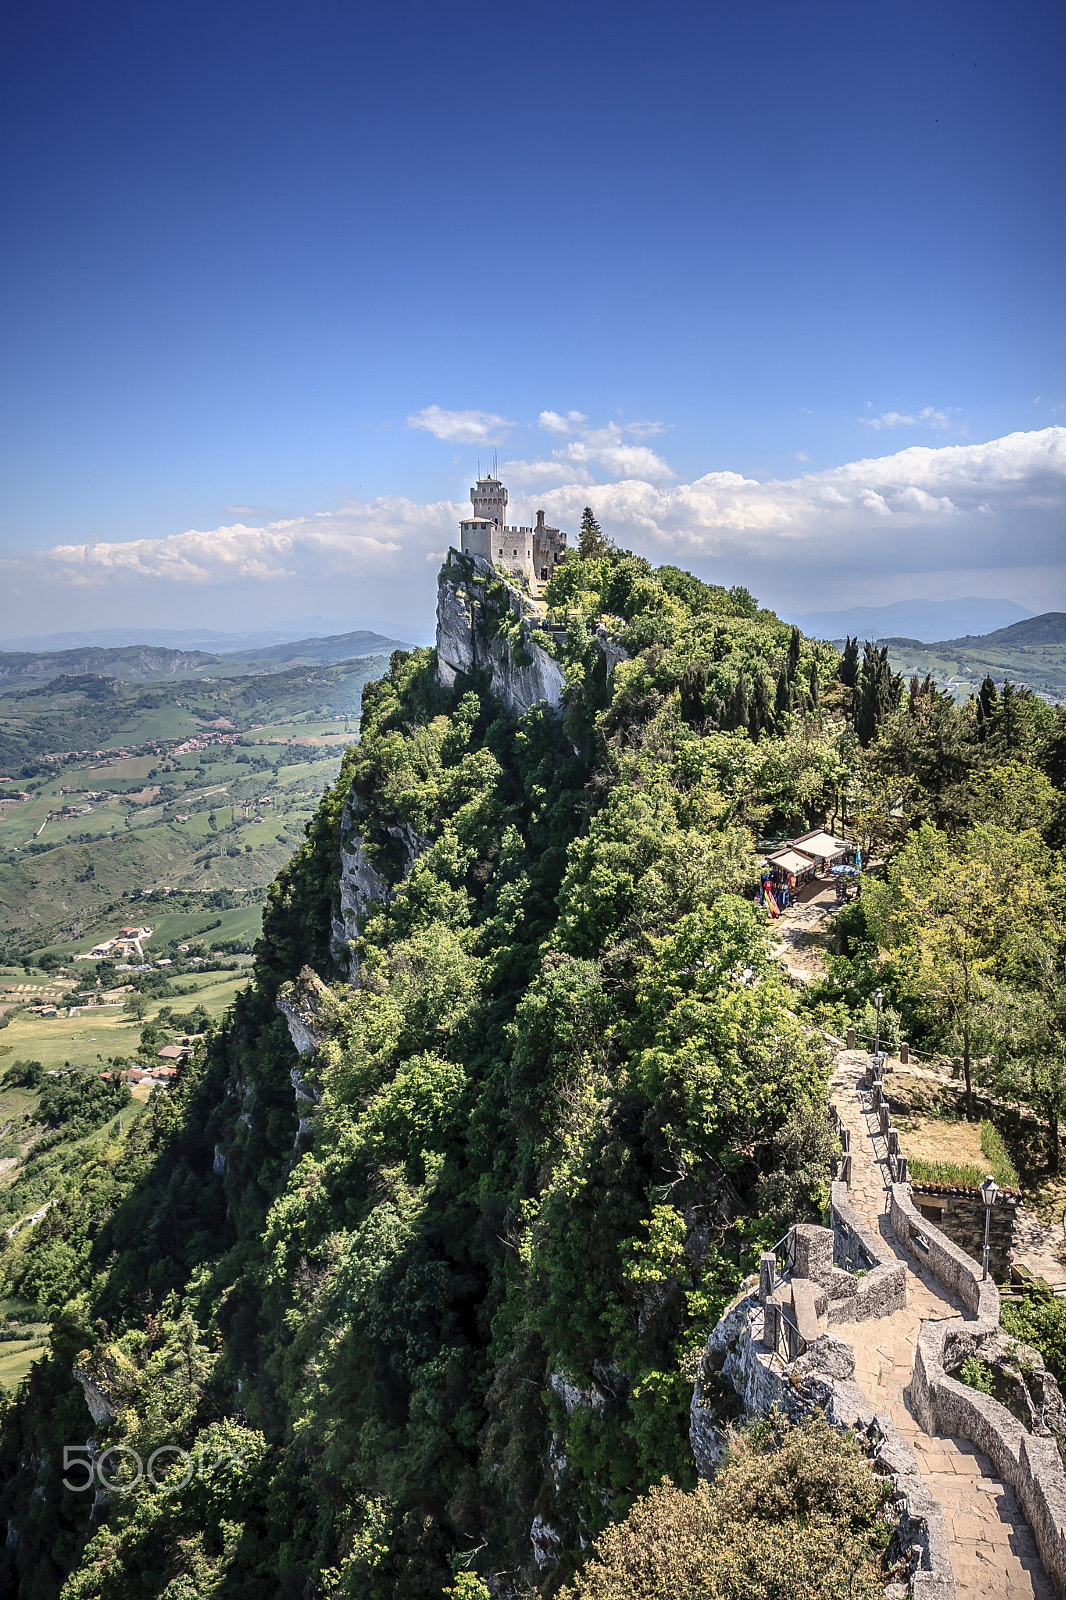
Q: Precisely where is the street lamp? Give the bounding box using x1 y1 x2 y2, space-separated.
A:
980 1175 1000 1282
873 988 884 1057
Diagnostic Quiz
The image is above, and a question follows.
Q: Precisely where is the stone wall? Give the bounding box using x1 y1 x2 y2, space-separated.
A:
692 1287 954 1598
828 1181 908 1321
911 1185 1018 1281
889 1182 997 1322
891 1182 1066 1595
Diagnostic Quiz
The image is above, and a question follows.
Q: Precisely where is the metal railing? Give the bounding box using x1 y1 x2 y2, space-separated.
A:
770 1226 796 1281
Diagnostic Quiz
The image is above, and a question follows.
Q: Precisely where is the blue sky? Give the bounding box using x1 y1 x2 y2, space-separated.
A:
1 0 1063 636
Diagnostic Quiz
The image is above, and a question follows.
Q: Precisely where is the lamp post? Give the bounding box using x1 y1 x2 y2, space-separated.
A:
980 1175 1000 1282
873 988 883 1057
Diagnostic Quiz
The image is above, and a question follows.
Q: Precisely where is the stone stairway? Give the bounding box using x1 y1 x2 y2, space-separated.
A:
830 1051 1056 1599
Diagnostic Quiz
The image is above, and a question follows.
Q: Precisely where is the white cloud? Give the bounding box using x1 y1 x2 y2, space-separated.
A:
406 405 514 444
860 405 953 431
503 413 675 484
4 429 1063 627
512 425 1056 588
793 450 810 462
538 409 588 434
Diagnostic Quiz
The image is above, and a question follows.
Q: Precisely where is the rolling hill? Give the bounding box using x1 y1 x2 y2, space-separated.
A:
0 630 409 689
881 611 1066 704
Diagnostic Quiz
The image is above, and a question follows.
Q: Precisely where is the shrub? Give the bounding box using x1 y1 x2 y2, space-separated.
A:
980 1120 1020 1188
958 1355 995 1395
1002 1282 1066 1390
559 1412 894 1600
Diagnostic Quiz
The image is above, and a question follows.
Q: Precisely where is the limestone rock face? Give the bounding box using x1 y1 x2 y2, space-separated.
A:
435 566 478 686
333 807 389 979
435 552 567 718
595 622 629 675
489 636 567 719
276 966 338 1058
72 1346 133 1424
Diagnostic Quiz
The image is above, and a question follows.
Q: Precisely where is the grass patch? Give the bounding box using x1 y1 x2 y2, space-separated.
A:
909 1119 1019 1190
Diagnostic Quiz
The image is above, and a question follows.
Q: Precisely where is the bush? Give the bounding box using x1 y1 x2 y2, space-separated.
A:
980 1121 1020 1188
1002 1281 1066 1390
559 1413 894 1600
1 1059 42 1090
958 1355 995 1395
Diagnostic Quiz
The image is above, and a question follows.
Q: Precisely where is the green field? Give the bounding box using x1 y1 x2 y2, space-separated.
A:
0 964 252 1069
0 1340 49 1388
0 655 385 951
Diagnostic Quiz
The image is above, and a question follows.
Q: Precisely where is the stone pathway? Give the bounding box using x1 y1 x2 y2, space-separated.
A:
830 1051 1057 1599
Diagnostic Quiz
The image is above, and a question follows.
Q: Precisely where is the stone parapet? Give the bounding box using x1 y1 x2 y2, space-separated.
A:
891 1181 1066 1595
889 1183 997 1322
829 1180 907 1321
692 1293 954 1597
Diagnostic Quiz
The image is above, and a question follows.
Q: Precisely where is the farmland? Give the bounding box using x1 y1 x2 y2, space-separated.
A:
0 650 393 951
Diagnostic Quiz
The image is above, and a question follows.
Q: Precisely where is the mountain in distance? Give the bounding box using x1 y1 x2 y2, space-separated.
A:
0 615 428 653
783 597 1034 644
927 612 1066 649
0 630 412 689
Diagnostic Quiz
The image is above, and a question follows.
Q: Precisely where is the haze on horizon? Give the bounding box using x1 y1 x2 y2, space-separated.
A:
1 0 1063 641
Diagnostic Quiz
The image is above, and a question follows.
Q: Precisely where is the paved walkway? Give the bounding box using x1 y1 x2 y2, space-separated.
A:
830 1051 1056 1599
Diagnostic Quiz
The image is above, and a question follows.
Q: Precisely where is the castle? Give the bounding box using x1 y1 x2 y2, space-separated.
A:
458 472 567 585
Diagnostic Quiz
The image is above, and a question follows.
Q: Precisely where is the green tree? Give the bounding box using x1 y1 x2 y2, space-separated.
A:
559 1413 890 1600
838 635 860 691
866 822 1047 1115
855 642 902 746
972 760 1057 835
989 928 1066 1172
578 506 611 559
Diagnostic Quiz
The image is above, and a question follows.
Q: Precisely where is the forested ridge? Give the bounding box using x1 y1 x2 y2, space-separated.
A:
0 546 1064 1600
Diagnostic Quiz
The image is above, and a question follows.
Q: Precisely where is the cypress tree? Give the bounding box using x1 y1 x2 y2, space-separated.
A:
679 662 708 730
787 626 802 683
976 674 998 740
732 667 749 730
856 641 903 746
774 667 791 722
839 636 859 689
752 672 771 738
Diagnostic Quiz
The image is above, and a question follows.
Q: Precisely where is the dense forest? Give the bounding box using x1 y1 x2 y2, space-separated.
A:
0 541 1063 1600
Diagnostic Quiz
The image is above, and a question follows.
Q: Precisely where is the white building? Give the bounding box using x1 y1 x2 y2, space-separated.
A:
458 474 567 584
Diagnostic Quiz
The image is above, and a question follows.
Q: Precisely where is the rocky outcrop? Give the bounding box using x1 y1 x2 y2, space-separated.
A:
435 552 567 717
595 622 629 675
436 568 478 685
332 808 390 978
276 966 339 1058
72 1346 135 1424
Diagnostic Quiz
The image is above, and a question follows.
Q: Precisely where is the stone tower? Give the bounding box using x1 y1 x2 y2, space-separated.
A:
470 475 507 528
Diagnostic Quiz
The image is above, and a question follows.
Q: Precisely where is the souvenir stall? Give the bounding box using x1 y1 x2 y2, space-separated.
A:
760 847 818 916
790 829 850 875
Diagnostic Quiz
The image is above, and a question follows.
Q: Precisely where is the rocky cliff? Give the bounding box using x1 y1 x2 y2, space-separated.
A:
435 550 568 717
